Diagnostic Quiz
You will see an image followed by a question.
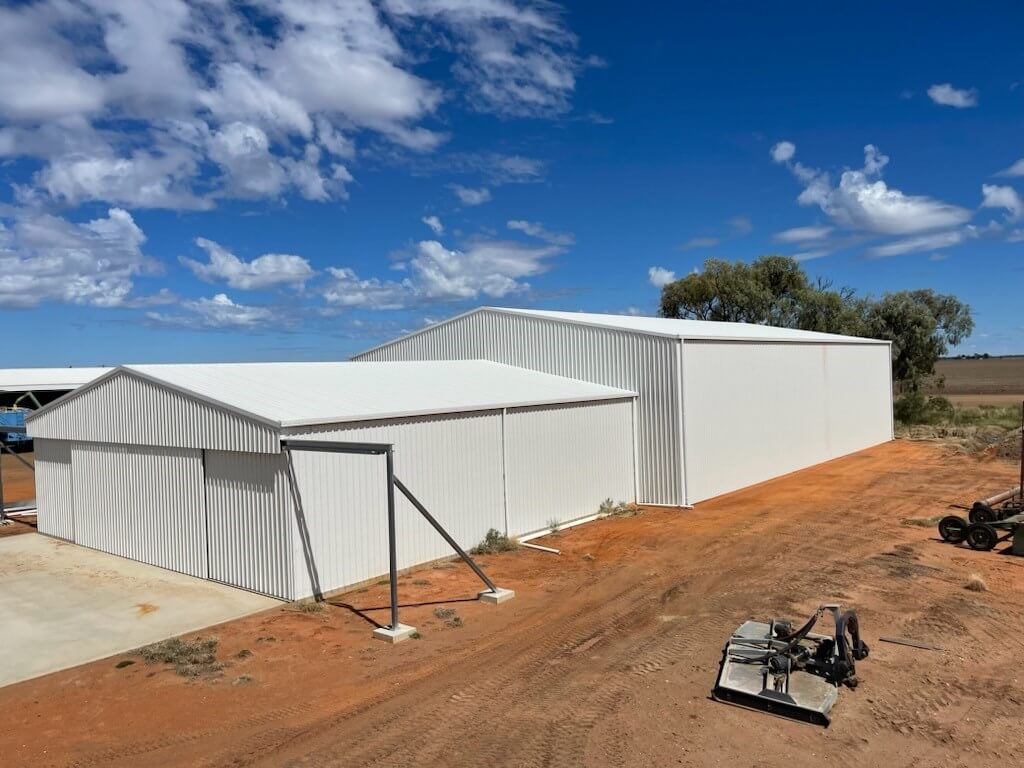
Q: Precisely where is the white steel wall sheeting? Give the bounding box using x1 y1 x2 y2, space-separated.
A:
505 400 635 536
204 451 296 599
34 438 74 540
354 309 682 505
29 371 278 454
681 341 892 503
71 443 209 578
824 344 895 455
285 412 506 599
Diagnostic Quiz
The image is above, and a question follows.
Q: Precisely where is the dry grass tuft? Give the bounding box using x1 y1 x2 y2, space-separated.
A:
965 573 988 592
140 637 221 678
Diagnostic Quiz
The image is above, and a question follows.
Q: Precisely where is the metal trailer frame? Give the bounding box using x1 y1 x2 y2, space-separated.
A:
280 438 513 642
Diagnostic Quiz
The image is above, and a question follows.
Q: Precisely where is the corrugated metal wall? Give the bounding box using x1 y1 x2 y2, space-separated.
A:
284 412 507 599
681 341 892 503
354 310 683 505
71 443 209 577
29 371 278 454
204 451 296 599
34 438 74 540
505 399 636 536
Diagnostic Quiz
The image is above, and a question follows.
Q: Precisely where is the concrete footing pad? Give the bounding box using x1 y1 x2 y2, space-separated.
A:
478 587 515 604
373 623 417 644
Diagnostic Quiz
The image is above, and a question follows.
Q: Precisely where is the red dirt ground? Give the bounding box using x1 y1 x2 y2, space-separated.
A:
2 441 1023 767
1 451 34 506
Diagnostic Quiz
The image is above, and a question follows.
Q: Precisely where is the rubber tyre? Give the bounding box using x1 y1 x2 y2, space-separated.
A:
965 522 998 551
938 515 968 544
970 503 995 523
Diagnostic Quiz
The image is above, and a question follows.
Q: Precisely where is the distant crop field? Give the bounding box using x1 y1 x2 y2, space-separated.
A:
925 356 1024 405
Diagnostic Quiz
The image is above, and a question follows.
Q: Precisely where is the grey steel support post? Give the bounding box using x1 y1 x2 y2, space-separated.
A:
372 446 417 643
393 476 514 604
386 447 400 631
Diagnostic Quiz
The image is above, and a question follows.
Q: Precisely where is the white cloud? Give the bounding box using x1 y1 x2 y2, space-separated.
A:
927 83 978 108
792 249 831 262
0 3 106 121
728 215 752 234
323 268 411 310
36 146 208 210
677 236 719 251
648 266 676 288
774 143 973 236
869 229 970 258
0 0 584 210
981 184 1024 220
147 293 274 330
322 233 566 309
451 184 492 205
411 238 559 300
0 206 156 308
181 238 315 290
506 219 574 245
1008 229 1024 242
774 225 833 243
422 215 444 235
384 0 585 118
997 159 1024 177
770 141 796 163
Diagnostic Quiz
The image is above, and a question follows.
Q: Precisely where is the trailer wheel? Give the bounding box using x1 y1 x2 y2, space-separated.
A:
965 522 998 551
938 515 968 544
970 503 995 523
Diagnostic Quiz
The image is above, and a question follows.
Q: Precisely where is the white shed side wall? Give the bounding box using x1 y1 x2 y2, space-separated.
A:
682 341 892 503
284 412 506 599
71 443 209 577
35 438 74 540
505 399 636 536
204 451 296 600
824 344 895 456
28 371 278 454
354 310 682 505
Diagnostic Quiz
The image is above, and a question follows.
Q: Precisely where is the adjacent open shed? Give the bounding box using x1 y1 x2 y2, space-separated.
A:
355 308 894 505
27 361 637 600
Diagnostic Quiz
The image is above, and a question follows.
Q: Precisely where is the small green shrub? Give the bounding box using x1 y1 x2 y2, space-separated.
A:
115 659 135 669
472 528 519 554
235 648 253 659
547 518 561 534
433 607 457 620
294 600 324 613
412 579 431 586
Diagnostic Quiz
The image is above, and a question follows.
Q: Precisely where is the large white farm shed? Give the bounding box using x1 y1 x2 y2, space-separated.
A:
355 308 895 506
27 361 637 600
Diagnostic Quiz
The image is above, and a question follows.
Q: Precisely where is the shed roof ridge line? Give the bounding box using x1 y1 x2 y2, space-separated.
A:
27 366 283 430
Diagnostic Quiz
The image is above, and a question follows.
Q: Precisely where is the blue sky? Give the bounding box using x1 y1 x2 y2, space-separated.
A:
2 1 1023 365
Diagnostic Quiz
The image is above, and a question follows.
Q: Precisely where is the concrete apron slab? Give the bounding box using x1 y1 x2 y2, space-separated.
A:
0 535 279 688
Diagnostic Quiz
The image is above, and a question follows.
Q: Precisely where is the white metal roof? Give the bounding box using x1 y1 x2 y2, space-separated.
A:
0 367 111 393
487 308 890 344
63 361 635 428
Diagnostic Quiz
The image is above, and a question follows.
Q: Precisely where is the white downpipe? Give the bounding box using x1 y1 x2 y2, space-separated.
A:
500 406 510 535
675 339 689 506
521 541 560 554
630 396 640 503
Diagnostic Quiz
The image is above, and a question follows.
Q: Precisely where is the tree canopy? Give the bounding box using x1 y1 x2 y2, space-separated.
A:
659 255 973 391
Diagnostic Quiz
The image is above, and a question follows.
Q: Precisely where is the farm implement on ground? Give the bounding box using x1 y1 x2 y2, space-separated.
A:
939 487 1024 554
712 604 869 726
